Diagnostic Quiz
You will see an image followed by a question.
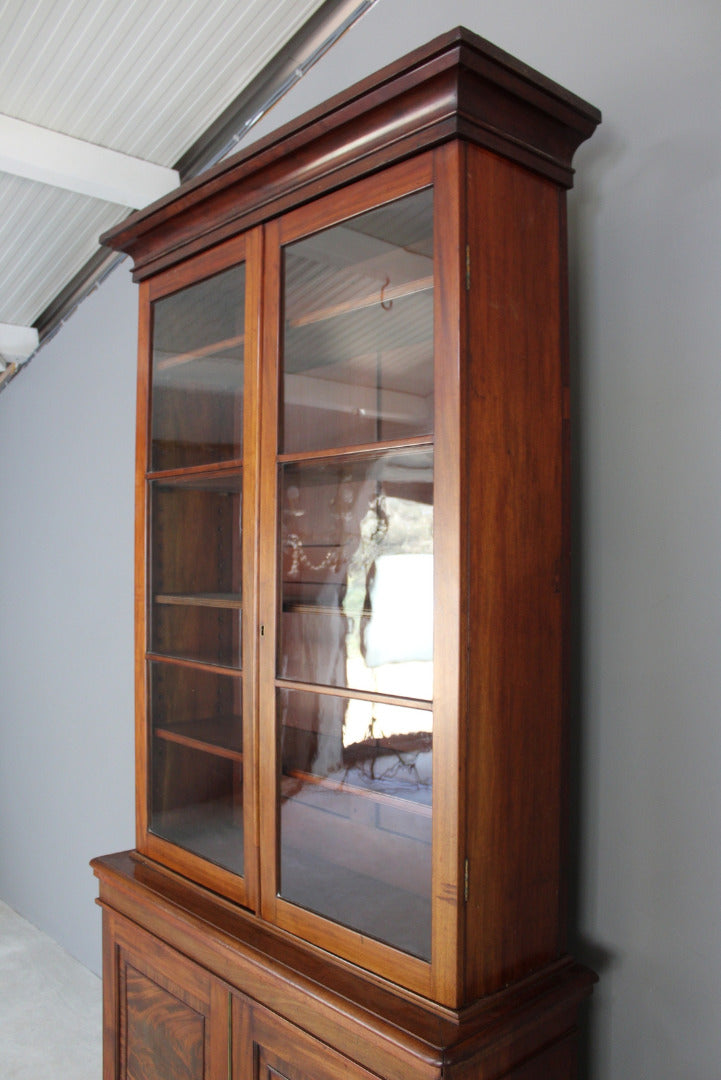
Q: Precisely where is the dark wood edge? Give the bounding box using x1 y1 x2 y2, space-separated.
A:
100 27 600 281
92 850 596 1072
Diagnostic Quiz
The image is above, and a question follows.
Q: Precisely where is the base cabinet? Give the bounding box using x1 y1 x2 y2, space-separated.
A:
96 854 594 1080
244 1000 584 1080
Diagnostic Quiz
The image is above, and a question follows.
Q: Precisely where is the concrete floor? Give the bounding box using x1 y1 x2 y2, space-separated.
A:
0 900 101 1079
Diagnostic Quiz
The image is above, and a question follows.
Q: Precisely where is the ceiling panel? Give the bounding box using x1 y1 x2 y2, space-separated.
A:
0 0 328 159
0 174 127 324
0 0 367 357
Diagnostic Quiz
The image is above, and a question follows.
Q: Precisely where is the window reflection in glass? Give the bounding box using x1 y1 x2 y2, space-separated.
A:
276 187 436 961
279 448 433 700
278 687 432 960
277 448 434 960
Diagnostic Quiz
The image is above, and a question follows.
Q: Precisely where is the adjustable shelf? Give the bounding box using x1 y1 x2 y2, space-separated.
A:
155 334 245 373
155 718 243 761
155 592 243 610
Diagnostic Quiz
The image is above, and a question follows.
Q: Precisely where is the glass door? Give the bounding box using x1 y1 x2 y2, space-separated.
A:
139 234 260 907
259 160 446 989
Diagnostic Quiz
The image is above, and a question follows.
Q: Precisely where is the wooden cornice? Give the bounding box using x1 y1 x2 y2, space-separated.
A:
101 27 600 281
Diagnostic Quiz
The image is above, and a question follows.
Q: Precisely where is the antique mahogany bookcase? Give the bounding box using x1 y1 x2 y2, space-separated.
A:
92 27 601 1080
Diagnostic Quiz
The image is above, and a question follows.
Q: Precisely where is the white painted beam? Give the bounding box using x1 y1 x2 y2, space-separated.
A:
0 114 179 209
0 322 39 363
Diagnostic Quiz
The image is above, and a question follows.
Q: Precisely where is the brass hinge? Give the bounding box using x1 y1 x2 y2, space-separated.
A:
465 244 471 291
464 858 469 903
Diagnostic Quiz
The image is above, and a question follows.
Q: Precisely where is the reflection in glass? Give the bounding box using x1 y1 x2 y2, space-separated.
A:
279 449 433 699
278 687 432 960
281 188 434 454
149 661 244 875
151 263 246 471
276 188 436 959
150 473 242 668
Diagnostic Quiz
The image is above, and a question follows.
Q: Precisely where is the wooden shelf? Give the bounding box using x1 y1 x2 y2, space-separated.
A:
148 459 243 482
156 718 243 761
159 278 431 379
155 592 242 610
277 433 433 466
156 333 245 372
277 677 432 712
283 767 431 816
282 602 368 617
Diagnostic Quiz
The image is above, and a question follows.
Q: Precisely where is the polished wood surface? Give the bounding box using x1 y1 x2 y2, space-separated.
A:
103 905 228 1080
429 139 466 1006
95 26 600 1080
462 144 568 995
95 852 596 1080
101 28 600 281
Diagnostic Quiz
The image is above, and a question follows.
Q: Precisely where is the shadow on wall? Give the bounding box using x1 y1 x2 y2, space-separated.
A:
565 124 621 1080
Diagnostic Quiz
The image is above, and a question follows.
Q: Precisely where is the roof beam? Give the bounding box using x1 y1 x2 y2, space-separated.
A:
0 114 179 209
0 322 39 363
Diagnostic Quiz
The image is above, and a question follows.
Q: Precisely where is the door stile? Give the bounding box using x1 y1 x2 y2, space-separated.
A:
135 280 151 849
429 140 467 1008
257 217 284 924
241 225 265 912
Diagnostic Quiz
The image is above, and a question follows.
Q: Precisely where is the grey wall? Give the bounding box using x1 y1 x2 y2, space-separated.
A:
1 1 720 1077
0 266 136 968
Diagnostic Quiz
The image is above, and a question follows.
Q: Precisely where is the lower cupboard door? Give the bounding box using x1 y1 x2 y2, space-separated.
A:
237 1002 384 1080
108 913 228 1080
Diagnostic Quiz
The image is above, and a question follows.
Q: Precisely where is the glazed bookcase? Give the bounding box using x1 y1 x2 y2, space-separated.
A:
93 27 600 1080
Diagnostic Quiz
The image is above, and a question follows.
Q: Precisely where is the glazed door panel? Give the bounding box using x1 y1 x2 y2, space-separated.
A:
257 152 463 999
137 232 262 911
274 185 435 963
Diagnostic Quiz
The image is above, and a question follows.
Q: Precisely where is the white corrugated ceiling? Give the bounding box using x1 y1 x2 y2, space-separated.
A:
0 0 375 370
